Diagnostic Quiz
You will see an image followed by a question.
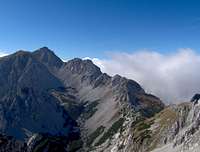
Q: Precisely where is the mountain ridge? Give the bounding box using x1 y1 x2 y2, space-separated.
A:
0 47 167 152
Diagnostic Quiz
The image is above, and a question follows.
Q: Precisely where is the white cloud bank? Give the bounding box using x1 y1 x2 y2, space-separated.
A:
88 48 200 103
0 51 8 57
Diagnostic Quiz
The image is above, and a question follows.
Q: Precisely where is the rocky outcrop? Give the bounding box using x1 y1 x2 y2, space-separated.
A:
190 93 200 105
0 49 78 141
151 96 200 152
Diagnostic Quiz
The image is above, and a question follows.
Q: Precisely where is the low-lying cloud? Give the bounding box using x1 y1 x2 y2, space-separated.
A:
88 48 200 103
0 51 8 57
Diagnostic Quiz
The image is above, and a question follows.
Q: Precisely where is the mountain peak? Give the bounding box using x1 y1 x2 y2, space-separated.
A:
13 50 30 56
33 47 63 69
37 46 53 53
33 47 56 56
66 57 102 76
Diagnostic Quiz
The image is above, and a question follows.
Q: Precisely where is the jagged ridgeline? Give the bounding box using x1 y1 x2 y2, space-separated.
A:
1 46 187 152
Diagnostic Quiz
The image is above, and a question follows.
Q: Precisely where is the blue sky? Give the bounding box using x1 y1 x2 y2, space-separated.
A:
1 0 200 59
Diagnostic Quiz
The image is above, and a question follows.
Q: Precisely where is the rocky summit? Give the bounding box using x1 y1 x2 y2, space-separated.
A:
0 47 199 152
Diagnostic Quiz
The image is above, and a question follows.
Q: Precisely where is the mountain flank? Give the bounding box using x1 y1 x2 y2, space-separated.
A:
1 47 199 152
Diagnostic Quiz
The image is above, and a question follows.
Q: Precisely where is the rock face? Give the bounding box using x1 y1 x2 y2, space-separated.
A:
190 93 200 104
0 47 166 152
148 97 200 152
0 49 78 148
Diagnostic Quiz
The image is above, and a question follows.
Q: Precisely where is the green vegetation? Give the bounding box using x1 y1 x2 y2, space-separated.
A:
132 107 178 151
140 109 158 118
33 137 63 152
33 139 49 152
60 96 83 120
87 126 105 146
68 139 83 152
140 130 151 139
132 124 152 146
155 108 177 127
60 96 100 120
131 116 145 128
32 135 79 152
137 122 151 131
136 130 152 145
95 118 125 146
32 113 40 121
82 100 99 119
130 117 154 149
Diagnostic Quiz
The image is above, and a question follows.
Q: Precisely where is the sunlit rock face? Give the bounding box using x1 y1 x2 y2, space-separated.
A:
150 95 200 152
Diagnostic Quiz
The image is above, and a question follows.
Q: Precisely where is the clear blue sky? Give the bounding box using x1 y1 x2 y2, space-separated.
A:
1 0 200 59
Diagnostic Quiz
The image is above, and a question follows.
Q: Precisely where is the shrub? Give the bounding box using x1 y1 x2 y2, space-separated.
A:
82 100 99 119
95 118 125 146
87 126 105 146
137 122 151 131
